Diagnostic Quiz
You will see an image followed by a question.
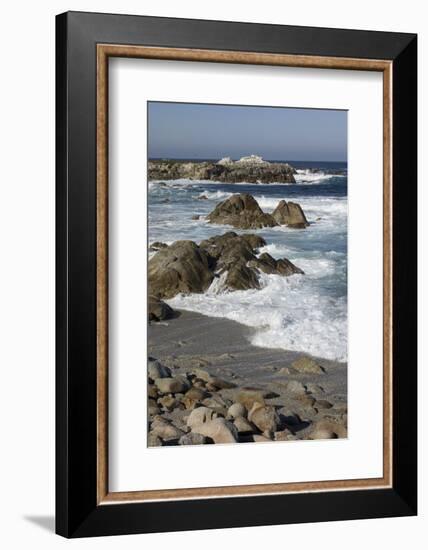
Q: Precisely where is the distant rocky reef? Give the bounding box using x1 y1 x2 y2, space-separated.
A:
148 155 296 184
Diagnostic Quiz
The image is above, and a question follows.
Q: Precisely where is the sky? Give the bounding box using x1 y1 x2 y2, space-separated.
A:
148 102 347 162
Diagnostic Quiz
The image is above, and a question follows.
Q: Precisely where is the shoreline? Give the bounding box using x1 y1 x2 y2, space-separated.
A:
148 310 347 445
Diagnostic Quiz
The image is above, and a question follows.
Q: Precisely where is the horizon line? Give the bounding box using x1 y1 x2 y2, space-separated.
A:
149 156 348 163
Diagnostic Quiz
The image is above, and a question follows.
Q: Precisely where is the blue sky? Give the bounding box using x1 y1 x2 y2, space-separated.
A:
148 102 347 162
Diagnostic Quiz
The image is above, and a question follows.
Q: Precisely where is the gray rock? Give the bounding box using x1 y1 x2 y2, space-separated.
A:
150 241 168 250
158 395 180 411
291 356 325 374
148 295 175 322
148 240 214 299
179 432 208 445
274 429 295 441
192 368 236 389
287 380 307 394
207 194 278 230
191 418 238 444
148 359 171 381
233 416 255 434
278 367 291 375
272 200 309 228
248 403 280 433
227 402 247 419
249 252 304 276
252 434 273 442
148 432 163 446
148 384 159 399
154 376 189 394
314 399 333 410
148 231 303 299
235 388 266 410
148 157 296 184
309 419 347 439
151 417 185 440
148 398 160 416
182 387 208 410
186 406 217 428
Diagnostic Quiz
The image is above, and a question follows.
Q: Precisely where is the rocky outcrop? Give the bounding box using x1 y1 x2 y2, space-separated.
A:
148 155 296 184
207 194 309 230
272 200 309 228
249 253 304 276
148 232 303 299
148 240 214 299
207 194 278 229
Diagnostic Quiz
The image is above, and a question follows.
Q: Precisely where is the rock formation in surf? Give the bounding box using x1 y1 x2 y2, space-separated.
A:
148 232 303 302
148 155 296 184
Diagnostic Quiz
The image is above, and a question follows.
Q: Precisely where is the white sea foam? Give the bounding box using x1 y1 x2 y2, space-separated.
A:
198 190 233 201
168 271 347 362
294 169 344 184
149 176 348 361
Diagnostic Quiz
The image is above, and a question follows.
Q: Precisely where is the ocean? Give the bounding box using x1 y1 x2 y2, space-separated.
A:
148 161 347 362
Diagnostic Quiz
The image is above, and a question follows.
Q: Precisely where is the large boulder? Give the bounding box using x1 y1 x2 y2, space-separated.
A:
148 240 214 299
207 194 278 229
272 200 309 228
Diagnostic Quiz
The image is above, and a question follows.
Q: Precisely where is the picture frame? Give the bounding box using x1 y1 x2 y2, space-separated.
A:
56 11 417 538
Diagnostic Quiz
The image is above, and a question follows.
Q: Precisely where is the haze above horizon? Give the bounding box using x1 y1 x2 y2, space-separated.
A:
148 102 347 163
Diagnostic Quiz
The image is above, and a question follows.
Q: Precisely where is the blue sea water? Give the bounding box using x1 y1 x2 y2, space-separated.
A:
148 162 347 362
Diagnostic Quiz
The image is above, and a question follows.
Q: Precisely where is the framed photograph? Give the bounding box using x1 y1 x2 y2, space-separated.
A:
56 11 417 537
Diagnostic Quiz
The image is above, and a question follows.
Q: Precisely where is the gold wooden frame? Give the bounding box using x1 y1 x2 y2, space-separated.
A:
96 44 393 505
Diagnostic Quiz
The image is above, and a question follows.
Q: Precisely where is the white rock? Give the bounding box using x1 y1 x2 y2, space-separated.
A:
191 418 238 444
227 402 247 419
217 156 234 165
186 406 216 428
236 155 267 165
